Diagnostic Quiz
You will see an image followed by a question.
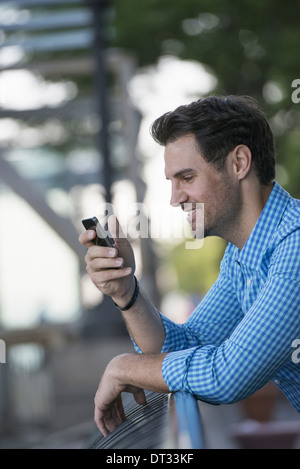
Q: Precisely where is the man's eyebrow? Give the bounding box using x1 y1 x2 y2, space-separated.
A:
166 168 195 180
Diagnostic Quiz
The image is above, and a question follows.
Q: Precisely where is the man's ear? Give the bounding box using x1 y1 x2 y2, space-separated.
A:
231 145 252 181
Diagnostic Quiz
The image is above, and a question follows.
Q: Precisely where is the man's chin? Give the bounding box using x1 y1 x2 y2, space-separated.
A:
188 223 205 239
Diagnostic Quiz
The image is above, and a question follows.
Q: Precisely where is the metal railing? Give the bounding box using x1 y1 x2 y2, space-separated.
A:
87 390 205 449
170 391 205 449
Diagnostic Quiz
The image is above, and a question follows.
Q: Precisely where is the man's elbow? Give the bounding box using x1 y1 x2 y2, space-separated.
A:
192 382 252 405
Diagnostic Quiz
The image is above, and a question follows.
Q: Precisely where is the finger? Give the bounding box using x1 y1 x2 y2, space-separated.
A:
90 266 132 285
94 406 109 437
94 400 125 437
85 245 117 262
78 229 97 247
111 400 124 427
108 215 130 247
103 414 118 433
86 255 124 271
94 407 119 436
115 395 126 422
133 389 147 406
108 215 124 239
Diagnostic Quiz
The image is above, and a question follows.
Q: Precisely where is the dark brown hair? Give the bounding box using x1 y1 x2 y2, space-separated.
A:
150 95 276 185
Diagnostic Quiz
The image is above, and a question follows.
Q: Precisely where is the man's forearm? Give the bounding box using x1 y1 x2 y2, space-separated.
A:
115 287 166 354
113 352 170 393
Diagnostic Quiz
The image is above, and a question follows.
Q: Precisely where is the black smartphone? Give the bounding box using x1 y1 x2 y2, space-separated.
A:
82 216 115 248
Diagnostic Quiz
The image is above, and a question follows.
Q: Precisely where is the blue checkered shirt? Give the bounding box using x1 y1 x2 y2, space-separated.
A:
142 182 300 411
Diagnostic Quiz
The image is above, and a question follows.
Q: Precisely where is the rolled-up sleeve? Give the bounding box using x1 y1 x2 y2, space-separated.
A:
160 267 244 352
162 274 300 405
132 267 243 355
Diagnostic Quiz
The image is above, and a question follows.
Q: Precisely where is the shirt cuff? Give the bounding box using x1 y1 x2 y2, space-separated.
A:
162 347 198 392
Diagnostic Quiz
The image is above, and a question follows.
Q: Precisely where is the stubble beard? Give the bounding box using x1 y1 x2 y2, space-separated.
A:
203 182 242 241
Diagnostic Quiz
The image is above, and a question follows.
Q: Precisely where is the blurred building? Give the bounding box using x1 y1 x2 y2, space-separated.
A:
0 0 159 446
0 1 299 450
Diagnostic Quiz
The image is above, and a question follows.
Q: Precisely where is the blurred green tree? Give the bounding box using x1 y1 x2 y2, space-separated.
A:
110 0 300 196
109 0 300 296
170 237 226 296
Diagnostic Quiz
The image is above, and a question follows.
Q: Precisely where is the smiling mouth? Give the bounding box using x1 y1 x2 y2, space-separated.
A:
187 208 196 217
185 207 198 222
183 203 204 223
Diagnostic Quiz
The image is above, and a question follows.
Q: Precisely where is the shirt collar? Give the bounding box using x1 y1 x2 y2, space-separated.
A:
235 182 291 268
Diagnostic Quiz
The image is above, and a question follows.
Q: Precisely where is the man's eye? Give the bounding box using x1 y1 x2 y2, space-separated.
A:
183 176 194 182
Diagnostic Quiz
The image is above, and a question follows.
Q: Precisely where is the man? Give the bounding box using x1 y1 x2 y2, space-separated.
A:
79 95 300 437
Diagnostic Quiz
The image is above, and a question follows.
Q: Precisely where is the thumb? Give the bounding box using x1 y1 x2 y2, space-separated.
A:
108 215 128 246
108 215 135 272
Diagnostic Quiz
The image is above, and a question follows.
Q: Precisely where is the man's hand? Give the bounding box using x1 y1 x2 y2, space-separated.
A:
94 369 147 437
94 353 169 436
78 215 136 306
79 214 166 353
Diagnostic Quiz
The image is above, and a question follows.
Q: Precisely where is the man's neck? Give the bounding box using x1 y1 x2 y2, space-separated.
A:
227 180 274 250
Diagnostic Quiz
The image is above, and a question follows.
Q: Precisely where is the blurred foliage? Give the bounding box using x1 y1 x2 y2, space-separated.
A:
168 237 227 295
108 0 300 295
110 0 300 195
111 0 300 95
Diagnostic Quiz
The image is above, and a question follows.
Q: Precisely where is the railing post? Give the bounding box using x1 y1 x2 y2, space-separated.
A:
171 391 205 449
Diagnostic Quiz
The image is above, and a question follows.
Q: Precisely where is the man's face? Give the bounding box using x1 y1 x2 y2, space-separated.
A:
164 133 240 239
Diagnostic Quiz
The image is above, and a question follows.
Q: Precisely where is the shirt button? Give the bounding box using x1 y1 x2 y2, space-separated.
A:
247 279 251 286
274 379 280 385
